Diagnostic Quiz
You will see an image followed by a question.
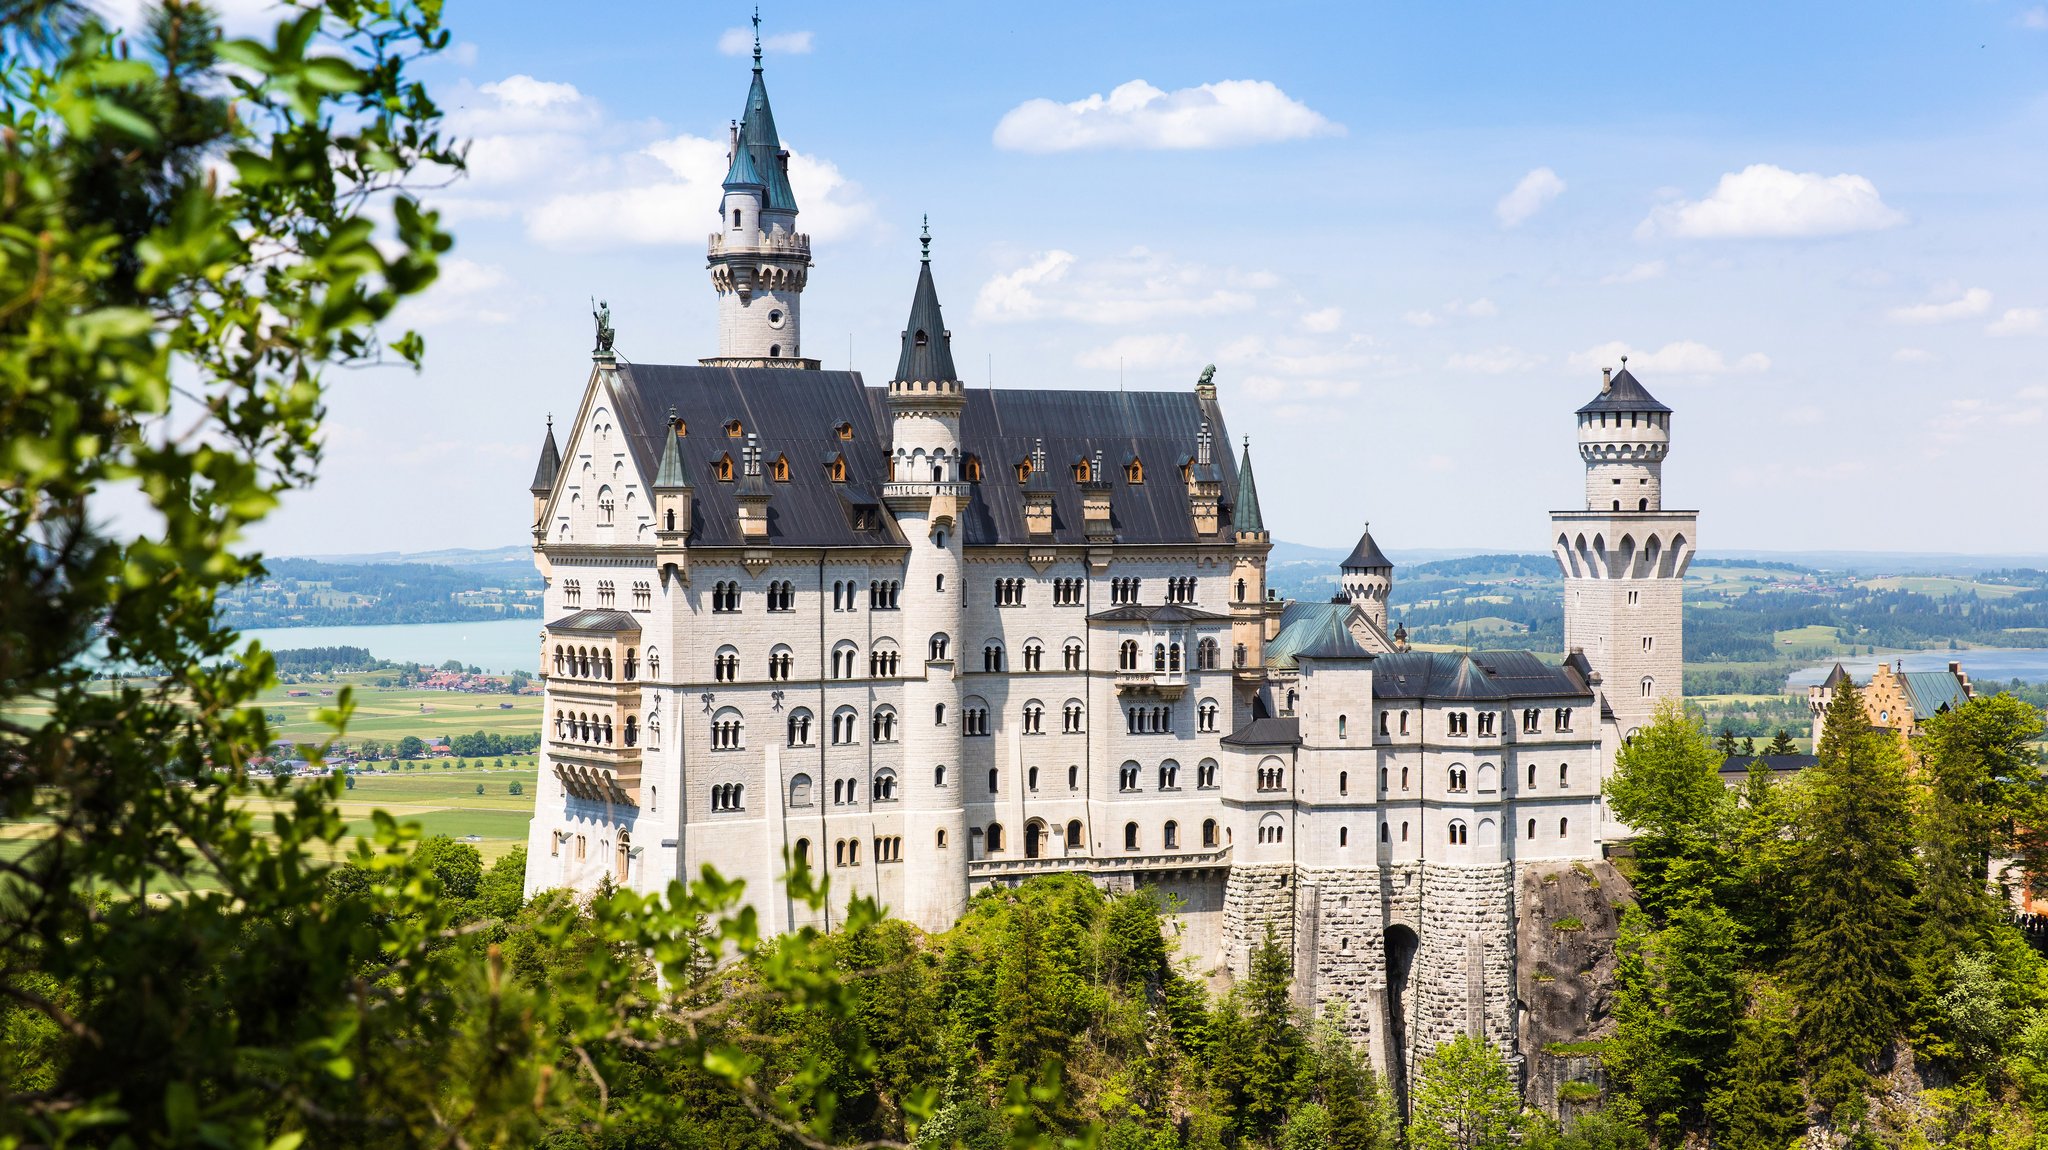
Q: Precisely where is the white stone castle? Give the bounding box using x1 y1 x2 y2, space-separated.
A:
521 41 1697 1101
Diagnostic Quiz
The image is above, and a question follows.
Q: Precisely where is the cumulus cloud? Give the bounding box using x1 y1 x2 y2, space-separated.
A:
1638 163 1905 239
718 27 814 55
975 248 1263 325
993 78 1342 152
1988 308 2044 336
1403 298 1497 327
1076 334 1193 372
1570 340 1770 376
1888 287 1992 324
1300 307 1344 333
405 258 513 325
1445 347 1544 374
1495 168 1565 227
1602 260 1667 285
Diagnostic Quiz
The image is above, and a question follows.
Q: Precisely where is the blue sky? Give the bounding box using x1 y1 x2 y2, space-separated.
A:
234 1 2048 555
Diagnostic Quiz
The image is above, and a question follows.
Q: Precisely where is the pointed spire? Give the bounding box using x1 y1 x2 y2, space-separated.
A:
752 6 762 68
893 229 958 384
654 407 691 489
529 415 561 494
1233 437 1265 534
723 138 764 188
736 12 796 212
1341 522 1393 572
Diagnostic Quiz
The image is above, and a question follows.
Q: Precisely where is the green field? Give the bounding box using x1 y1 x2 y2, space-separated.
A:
261 672 542 746
1862 575 2024 599
1772 624 1843 650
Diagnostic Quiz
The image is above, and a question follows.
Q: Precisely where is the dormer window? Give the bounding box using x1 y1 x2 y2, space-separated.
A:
1125 459 1144 484
914 329 929 347
1073 459 1091 483
771 455 791 482
714 454 735 482
964 455 983 483
827 456 847 483
725 419 743 438
1015 459 1033 483
835 421 854 440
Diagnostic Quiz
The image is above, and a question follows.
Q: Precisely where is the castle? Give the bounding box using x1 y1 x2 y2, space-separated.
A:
520 41 1697 1103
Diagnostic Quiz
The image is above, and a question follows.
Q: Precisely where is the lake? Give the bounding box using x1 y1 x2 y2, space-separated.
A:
1786 648 2048 689
236 619 539 674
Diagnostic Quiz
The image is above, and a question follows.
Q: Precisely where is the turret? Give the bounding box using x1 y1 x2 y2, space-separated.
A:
1576 359 1672 512
702 16 813 368
652 409 692 585
882 225 968 934
1230 438 1275 677
528 414 561 534
1340 523 1394 632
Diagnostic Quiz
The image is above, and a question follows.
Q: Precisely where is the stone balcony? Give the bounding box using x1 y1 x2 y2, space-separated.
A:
551 742 642 807
882 481 973 503
969 845 1231 880
1115 670 1188 700
706 229 812 259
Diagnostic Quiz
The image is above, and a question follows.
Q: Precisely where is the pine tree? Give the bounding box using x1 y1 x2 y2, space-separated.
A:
1407 1034 1521 1150
1715 727 1740 757
1309 1009 1393 1150
1766 730 1798 757
1916 695 2045 955
1659 903 1742 1122
1705 980 1805 1150
1239 928 1307 1139
1604 701 1735 915
1786 679 1916 1112
1604 905 1683 1139
1726 760 1800 963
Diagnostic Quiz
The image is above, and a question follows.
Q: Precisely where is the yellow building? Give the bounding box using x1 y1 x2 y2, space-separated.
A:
1806 659 1975 745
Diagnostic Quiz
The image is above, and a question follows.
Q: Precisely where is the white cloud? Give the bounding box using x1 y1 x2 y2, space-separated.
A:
1446 347 1544 374
405 258 513 325
1892 347 1935 363
1988 308 2044 336
1602 260 1666 284
1888 287 1992 324
1076 334 1193 372
1403 310 1440 328
1638 163 1906 239
1570 340 1771 376
1300 307 1343 333
1495 167 1565 228
1404 298 1496 327
974 248 1262 325
718 27 814 55
2020 6 2048 29
993 79 1342 152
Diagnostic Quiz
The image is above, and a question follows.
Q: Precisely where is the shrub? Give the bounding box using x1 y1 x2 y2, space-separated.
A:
1553 916 1586 932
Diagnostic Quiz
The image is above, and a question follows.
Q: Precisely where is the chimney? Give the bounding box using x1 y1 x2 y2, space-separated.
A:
1023 438 1055 537
1188 419 1223 536
1081 448 1114 542
735 433 772 539
1601 367 1613 393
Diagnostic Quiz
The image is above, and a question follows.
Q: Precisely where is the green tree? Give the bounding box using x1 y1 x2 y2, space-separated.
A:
475 782 485 795
1238 927 1307 1139
1604 905 1683 1137
1766 730 1798 756
475 845 527 921
397 734 427 759
509 780 524 796
1786 679 1917 1112
1916 695 2045 955
1704 980 1805 1150
1604 701 1734 915
1714 727 1739 757
414 833 483 902
1408 1034 1521 1150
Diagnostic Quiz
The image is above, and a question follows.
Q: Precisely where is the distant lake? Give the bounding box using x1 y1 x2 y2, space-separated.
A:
1787 648 2048 689
236 619 539 675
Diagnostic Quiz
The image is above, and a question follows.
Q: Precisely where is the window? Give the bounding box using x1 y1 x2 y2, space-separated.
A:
1198 759 1217 788
1119 762 1140 791
1064 641 1083 670
1528 818 1537 840
1235 643 1246 668
1124 822 1140 851
869 580 901 609
1163 820 1179 849
768 646 792 681
1110 577 1141 605
994 578 1026 606
1528 763 1538 788
632 581 652 611
1021 640 1043 672
964 455 983 483
711 783 745 812
1165 576 1195 603
725 419 743 438
1642 635 1654 652
771 455 790 482
1401 821 1409 842
1401 766 1410 790
1339 771 1348 795
789 774 813 807
964 704 989 736
711 709 744 750
713 454 734 482
1560 763 1570 787
986 823 1005 852
1641 676 1655 698
871 707 898 743
1379 712 1390 736
1202 819 1219 847
1022 700 1045 734
1126 458 1144 484
1339 826 1348 846
868 647 900 677
1027 766 1039 792
1125 705 1173 734
1198 638 1218 670
1159 760 1180 789
1063 700 1085 733
1555 707 1573 731
786 709 812 747
1154 644 1167 673
982 643 1005 673
1449 711 1469 736
1053 578 1084 606
1257 818 1285 845
1198 698 1219 733
1338 714 1348 739
1560 817 1570 837
766 581 794 611
935 703 946 725
831 707 860 745
1448 765 1468 793
1119 640 1139 671
714 647 738 683
1477 711 1497 737
711 581 740 613
874 769 898 802
874 836 903 863
1448 820 1468 845
1400 710 1410 735
929 634 949 661
1257 763 1285 791
934 765 947 787
1522 708 1541 734
1380 822 1390 843
597 490 614 526
564 579 581 608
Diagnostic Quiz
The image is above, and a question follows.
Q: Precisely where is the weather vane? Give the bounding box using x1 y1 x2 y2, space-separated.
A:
752 7 762 64
920 214 931 262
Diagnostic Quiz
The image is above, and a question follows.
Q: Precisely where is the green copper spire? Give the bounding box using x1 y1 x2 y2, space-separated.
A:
1233 437 1265 534
654 408 691 489
736 12 797 212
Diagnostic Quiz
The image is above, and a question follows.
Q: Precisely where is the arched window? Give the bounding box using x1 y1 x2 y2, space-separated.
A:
986 823 1005 852
789 774 813 807
1527 818 1537 840
1068 819 1085 849
1124 822 1140 851
1528 763 1538 787
1560 763 1570 787
1476 763 1498 793
794 838 812 869
1198 638 1219 669
1068 764 1079 789
1560 817 1570 837
1641 675 1655 698
1338 714 1347 739
1448 765 1468 792
787 708 812 746
624 716 638 746
874 768 898 802
1448 819 1468 846
1163 820 1179 849
1119 640 1139 671
929 633 950 662
1203 819 1219 847
1339 826 1349 846
1339 771 1348 795
935 703 946 725
1380 822 1390 843
934 764 947 787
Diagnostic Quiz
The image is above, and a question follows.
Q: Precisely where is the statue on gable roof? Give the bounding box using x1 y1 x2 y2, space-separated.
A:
592 298 615 355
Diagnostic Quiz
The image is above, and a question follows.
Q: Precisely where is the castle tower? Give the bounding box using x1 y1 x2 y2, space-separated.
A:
883 226 968 932
528 414 560 535
1230 439 1276 682
1551 362 1696 740
1339 523 1394 633
702 19 813 368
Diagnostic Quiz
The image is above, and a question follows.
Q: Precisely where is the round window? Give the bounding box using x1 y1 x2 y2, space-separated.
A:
768 308 785 328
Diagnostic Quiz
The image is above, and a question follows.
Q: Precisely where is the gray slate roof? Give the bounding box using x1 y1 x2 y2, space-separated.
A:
893 258 958 384
546 609 641 633
952 388 1242 547
1341 527 1392 571
1221 716 1301 747
610 364 905 549
1087 604 1232 625
1370 650 1591 701
1718 754 1818 775
1577 366 1672 415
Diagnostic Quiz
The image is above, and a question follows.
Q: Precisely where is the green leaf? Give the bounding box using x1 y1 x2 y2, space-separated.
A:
302 58 367 94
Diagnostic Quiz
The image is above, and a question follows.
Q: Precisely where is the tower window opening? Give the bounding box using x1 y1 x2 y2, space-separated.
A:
915 329 929 347
769 344 781 358
733 209 741 227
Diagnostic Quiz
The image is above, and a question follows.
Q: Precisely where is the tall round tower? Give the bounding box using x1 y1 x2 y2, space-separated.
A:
1551 360 1697 745
884 226 969 932
701 21 813 368
1339 523 1394 633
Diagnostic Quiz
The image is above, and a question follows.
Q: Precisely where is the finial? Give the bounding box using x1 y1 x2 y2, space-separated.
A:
668 405 679 429
546 413 553 431
752 7 762 66
920 214 931 262
1620 354 1628 367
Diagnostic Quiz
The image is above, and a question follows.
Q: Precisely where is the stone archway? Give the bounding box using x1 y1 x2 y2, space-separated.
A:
1025 819 1046 859
1384 923 1420 1115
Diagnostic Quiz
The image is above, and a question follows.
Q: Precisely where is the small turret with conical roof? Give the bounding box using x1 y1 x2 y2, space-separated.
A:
1340 522 1394 631
1229 437 1276 680
653 409 693 584
1576 356 1673 512
529 414 561 533
885 221 966 492
1233 438 1267 541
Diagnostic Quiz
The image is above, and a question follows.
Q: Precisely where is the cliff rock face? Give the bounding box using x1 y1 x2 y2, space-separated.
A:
1517 859 1632 1116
